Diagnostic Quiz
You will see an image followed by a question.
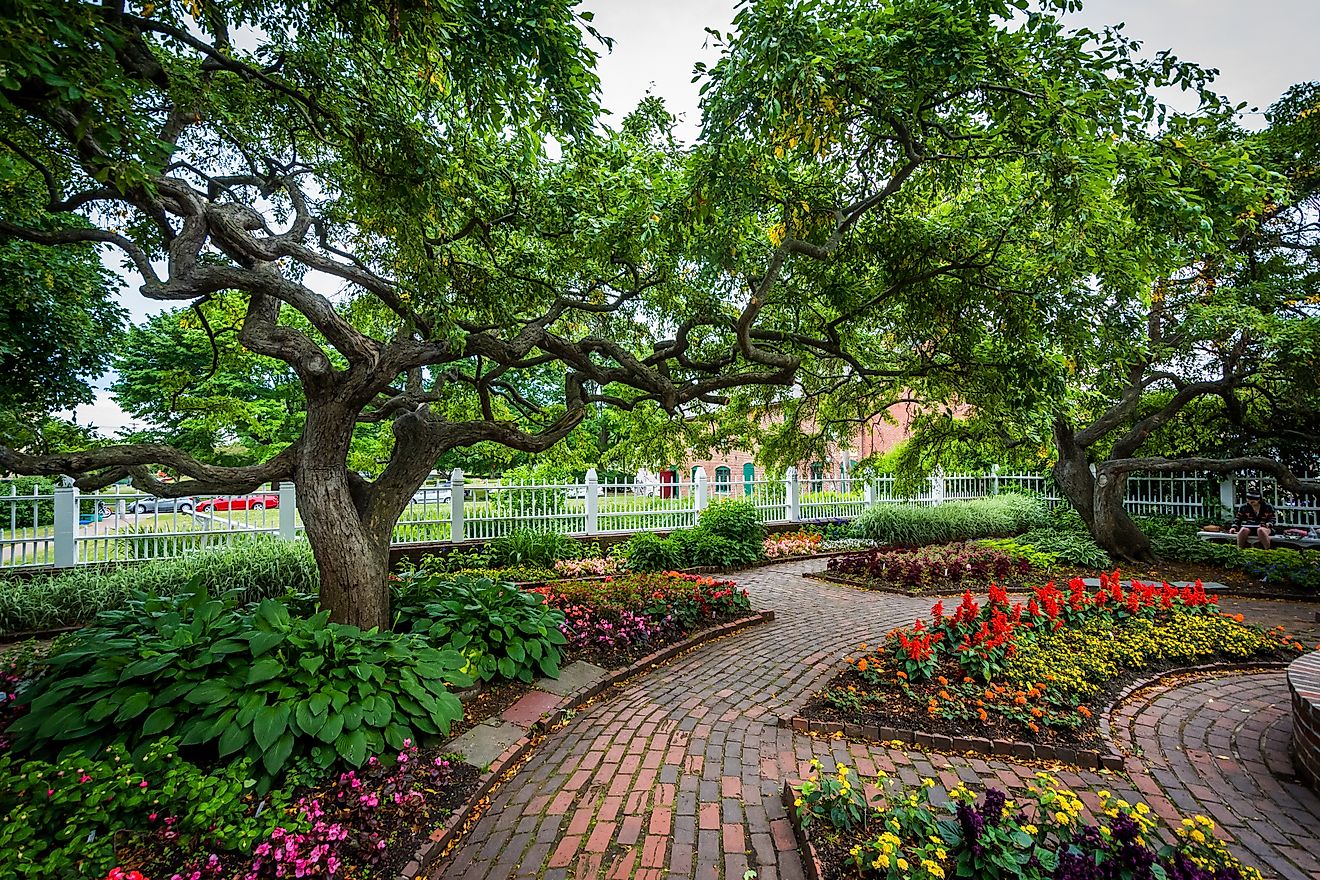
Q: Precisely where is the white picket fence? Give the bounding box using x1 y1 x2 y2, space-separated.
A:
2 466 1317 571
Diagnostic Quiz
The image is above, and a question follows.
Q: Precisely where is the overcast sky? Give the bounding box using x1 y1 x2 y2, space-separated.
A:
68 0 1320 433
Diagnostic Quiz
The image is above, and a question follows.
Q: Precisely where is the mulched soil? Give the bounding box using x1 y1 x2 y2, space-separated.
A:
798 647 1297 749
808 829 855 880
808 570 1039 597
1057 560 1318 600
380 755 481 878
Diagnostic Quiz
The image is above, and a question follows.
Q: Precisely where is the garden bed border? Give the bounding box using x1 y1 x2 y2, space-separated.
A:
397 609 776 879
781 780 828 880
775 660 1288 773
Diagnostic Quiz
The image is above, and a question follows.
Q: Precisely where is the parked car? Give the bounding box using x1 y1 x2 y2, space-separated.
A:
565 484 606 499
412 484 453 505
131 496 197 515
196 493 279 512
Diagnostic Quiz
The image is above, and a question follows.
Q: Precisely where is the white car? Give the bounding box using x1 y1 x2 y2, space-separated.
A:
412 485 453 504
565 485 606 499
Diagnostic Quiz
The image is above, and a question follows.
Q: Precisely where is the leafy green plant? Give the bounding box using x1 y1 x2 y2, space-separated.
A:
403 574 567 682
696 499 765 564
975 537 1060 569
850 494 1046 546
620 531 683 572
486 529 581 568
9 589 470 784
1012 527 1111 568
0 738 296 880
792 758 869 833
0 536 319 634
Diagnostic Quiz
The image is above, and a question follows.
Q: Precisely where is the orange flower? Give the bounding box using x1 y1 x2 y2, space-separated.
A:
857 658 869 673
1233 614 1245 623
1014 695 1028 707
1077 706 1092 718
938 690 952 701
1031 708 1044 718
983 690 995 701
937 676 949 686
977 708 988 722
896 670 908 680
845 657 856 665
963 677 974 684
1028 722 1040 733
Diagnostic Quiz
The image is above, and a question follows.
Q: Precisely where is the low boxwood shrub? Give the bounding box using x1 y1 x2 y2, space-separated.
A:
8 588 470 784
399 574 568 682
850 494 1046 546
0 536 319 634
622 500 767 571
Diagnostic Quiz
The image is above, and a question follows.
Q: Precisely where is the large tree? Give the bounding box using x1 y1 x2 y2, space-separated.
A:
1 0 1274 624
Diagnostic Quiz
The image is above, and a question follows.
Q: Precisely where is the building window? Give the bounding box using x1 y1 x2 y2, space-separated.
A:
810 461 824 493
714 466 731 494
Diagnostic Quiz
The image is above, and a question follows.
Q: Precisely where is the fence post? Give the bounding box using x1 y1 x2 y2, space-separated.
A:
864 478 876 508
53 484 78 568
841 451 852 494
1219 479 1235 520
991 464 1000 496
930 470 945 506
785 466 800 522
694 468 708 515
449 467 465 542
278 482 297 540
584 468 599 536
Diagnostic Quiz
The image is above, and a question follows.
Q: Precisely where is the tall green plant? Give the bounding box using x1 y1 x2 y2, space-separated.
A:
9 589 469 785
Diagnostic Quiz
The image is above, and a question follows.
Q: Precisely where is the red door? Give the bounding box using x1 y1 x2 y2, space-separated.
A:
660 469 676 499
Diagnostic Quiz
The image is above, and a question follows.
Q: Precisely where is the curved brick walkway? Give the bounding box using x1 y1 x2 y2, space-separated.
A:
1112 670 1320 879
429 562 1320 880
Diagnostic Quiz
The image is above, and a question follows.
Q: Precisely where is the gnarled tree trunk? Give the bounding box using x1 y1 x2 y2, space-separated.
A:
1051 421 1154 563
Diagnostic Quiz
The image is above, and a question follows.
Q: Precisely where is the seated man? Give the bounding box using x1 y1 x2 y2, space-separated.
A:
1232 489 1277 549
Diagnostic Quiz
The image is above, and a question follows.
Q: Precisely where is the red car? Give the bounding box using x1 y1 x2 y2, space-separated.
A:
196 493 279 512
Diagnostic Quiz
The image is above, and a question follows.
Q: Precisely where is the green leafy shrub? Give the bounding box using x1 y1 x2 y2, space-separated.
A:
401 574 567 682
486 529 581 568
850 494 1047 546
0 737 296 880
9 589 470 784
1240 547 1320 589
696 499 765 564
0 536 319 634
0 476 56 526
620 531 683 572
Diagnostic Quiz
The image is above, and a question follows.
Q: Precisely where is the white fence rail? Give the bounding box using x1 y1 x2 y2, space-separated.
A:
2 466 1316 571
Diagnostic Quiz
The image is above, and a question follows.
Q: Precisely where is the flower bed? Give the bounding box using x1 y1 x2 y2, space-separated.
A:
820 544 1034 595
765 531 825 559
800 573 1306 746
0 568 756 879
531 572 753 668
789 762 1262 880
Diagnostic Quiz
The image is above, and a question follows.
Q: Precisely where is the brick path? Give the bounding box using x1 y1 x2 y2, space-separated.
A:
428 562 1320 880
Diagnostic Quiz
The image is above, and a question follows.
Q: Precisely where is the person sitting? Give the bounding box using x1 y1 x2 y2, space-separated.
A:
1232 489 1276 549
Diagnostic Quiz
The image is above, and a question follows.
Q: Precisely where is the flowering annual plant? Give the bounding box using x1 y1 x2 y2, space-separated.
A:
764 531 824 559
793 758 869 832
827 544 1031 592
794 767 1263 880
552 556 627 578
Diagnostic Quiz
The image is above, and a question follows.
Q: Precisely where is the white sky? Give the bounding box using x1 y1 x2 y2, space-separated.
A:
66 0 1320 433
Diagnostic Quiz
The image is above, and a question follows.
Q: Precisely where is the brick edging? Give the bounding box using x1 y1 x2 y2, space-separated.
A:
397 609 776 878
775 660 1288 773
780 781 827 880
1285 650 1320 791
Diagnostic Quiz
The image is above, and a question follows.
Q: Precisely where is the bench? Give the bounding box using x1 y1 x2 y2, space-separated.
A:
1197 529 1320 551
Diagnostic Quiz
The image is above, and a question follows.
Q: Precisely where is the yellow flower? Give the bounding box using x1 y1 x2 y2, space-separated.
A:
1023 824 1038 835
896 858 909 871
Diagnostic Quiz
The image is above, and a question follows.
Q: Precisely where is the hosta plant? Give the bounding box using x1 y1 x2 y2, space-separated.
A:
404 574 568 682
9 588 470 783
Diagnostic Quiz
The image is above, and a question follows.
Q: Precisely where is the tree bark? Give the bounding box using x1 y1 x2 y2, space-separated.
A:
1051 420 1154 563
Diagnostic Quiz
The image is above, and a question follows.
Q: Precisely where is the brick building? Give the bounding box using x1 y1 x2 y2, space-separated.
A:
643 403 916 497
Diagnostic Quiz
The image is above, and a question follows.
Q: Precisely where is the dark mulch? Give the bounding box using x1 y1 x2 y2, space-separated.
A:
798 649 1295 749
449 680 533 739
808 570 1038 597
809 829 854 880
380 752 481 878
1056 561 1318 600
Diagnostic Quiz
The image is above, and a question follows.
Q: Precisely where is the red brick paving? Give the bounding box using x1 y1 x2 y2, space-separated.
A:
428 561 1320 879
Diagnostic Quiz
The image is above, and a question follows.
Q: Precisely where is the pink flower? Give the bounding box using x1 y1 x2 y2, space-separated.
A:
139 780 149 788
46 788 53 797
80 774 92 784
